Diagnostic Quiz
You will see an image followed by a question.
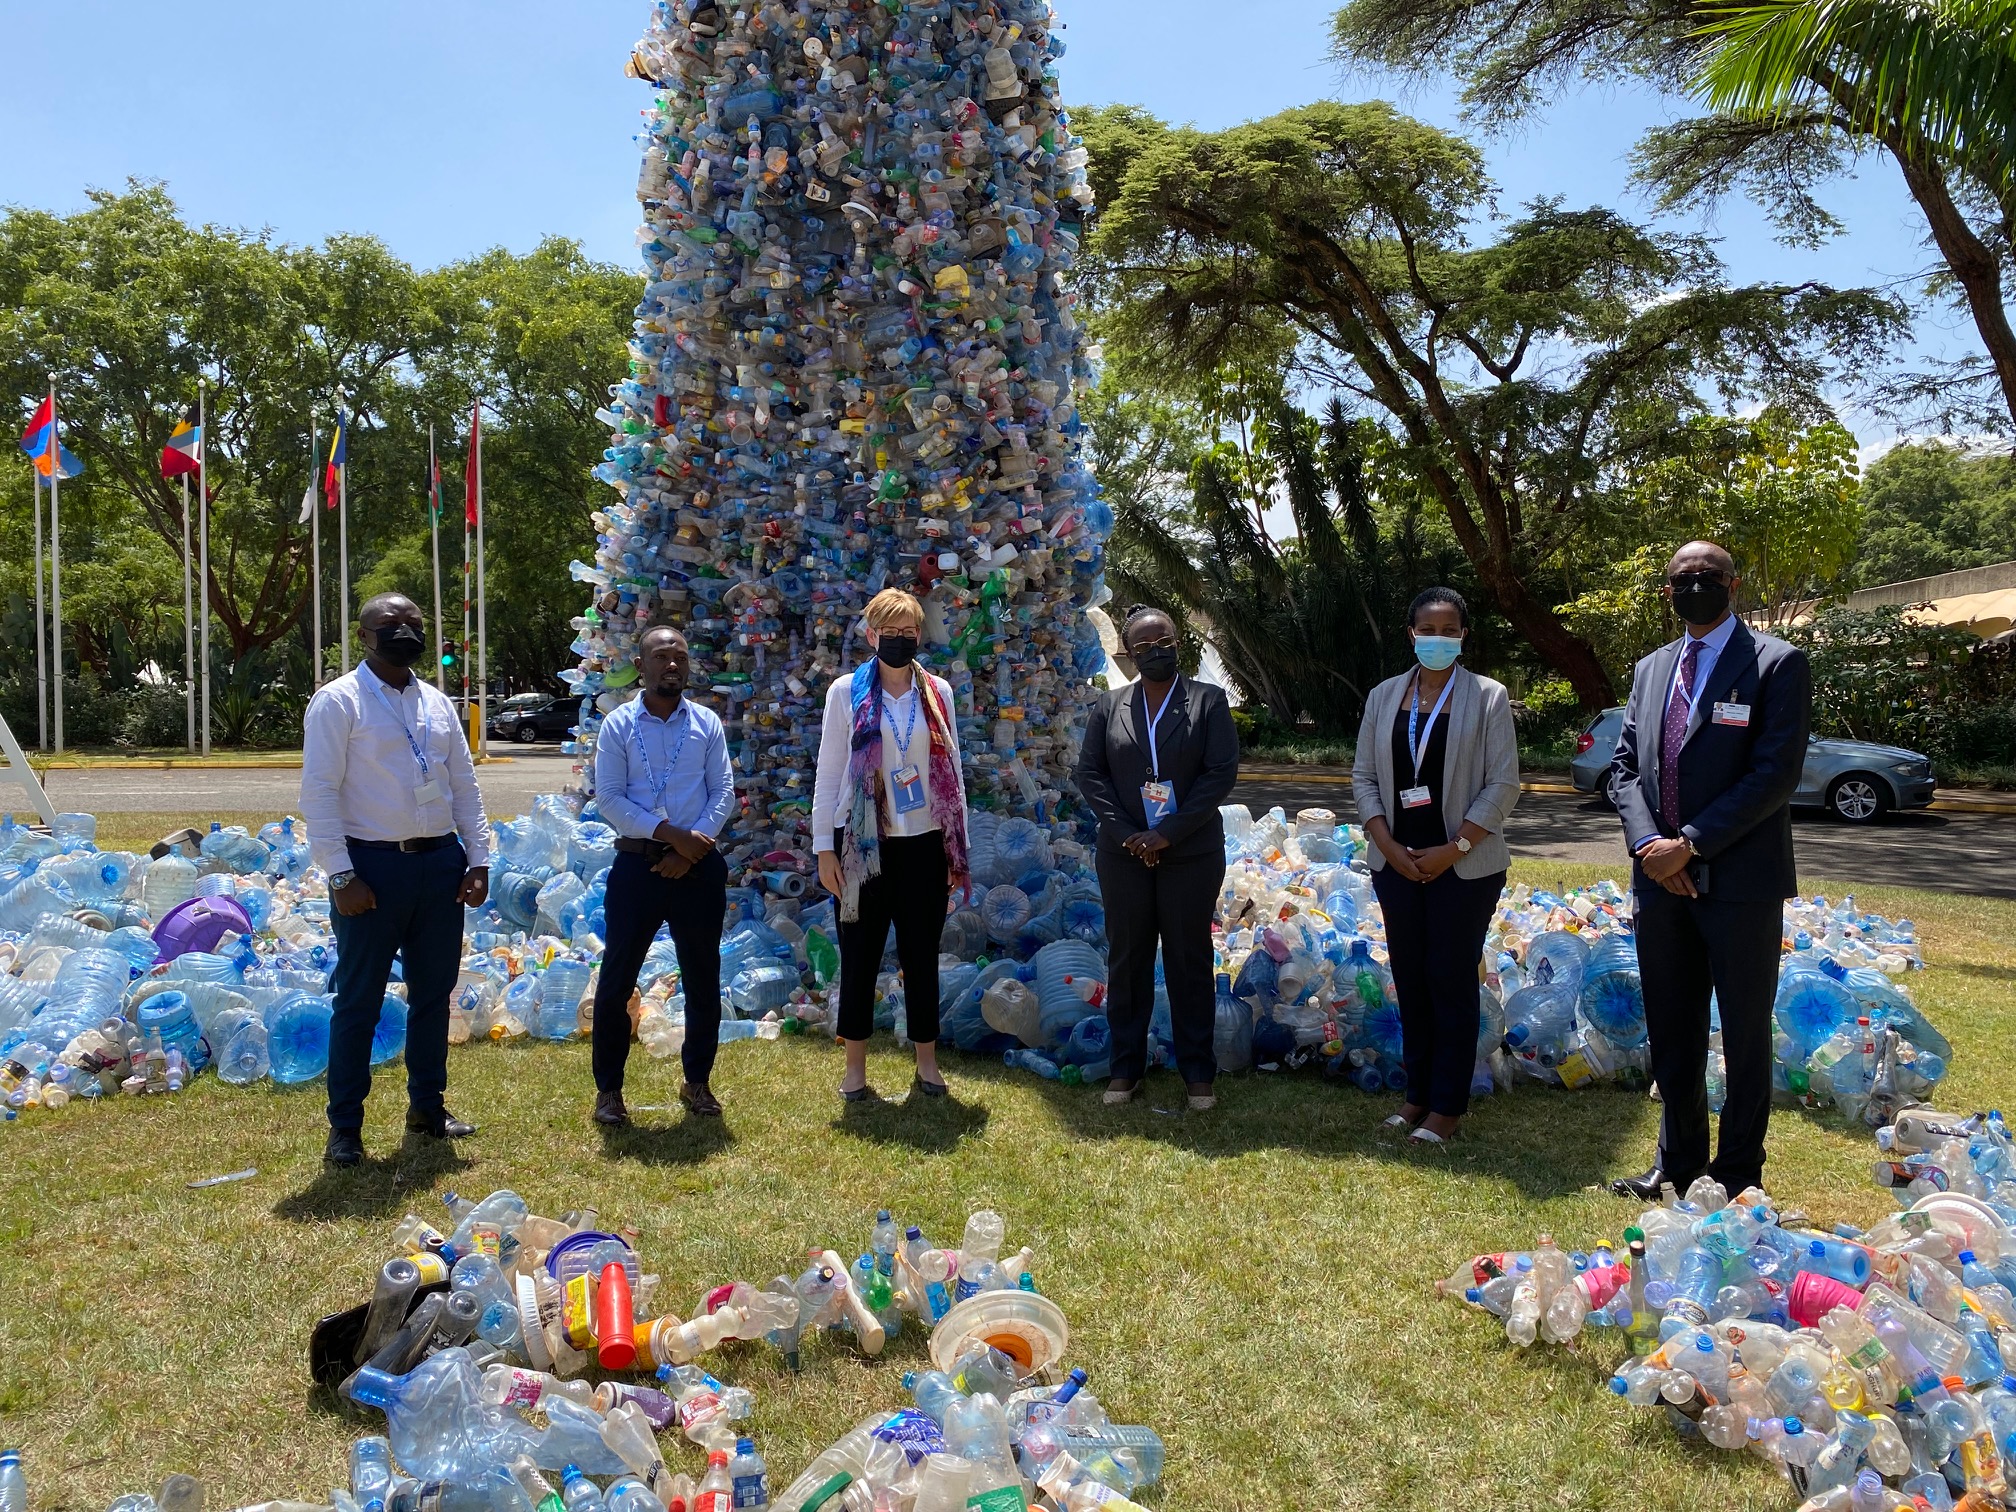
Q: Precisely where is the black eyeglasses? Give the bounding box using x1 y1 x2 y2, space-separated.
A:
1668 570 1729 590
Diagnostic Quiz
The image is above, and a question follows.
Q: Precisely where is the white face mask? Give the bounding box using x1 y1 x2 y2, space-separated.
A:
1412 633 1463 671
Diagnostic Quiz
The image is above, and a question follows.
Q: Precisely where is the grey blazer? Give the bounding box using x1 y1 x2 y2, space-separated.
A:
1351 665 1520 879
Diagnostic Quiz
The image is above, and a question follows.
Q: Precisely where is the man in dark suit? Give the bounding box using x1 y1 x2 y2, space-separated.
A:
1607 541 1811 1200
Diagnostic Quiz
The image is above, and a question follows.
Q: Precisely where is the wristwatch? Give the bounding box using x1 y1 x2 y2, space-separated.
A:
329 870 357 892
1454 836 1472 854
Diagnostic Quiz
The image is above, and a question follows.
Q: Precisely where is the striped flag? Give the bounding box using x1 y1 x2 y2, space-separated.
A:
324 409 347 506
465 402 481 527
160 406 202 479
20 394 84 479
429 451 444 521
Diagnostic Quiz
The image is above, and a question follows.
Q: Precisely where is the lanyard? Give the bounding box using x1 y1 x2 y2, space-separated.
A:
367 678 432 782
1407 673 1455 785
631 701 694 811
886 685 921 759
1667 637 1714 725
1142 679 1178 781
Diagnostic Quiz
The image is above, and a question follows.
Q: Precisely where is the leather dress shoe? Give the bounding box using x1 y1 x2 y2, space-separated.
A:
593 1090 631 1127
406 1108 477 1139
1609 1164 1704 1201
325 1128 365 1166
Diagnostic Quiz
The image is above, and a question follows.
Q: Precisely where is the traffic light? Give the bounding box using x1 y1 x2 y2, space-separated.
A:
441 640 459 670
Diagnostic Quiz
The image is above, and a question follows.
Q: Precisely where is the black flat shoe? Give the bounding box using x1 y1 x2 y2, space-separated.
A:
840 1083 880 1103
407 1108 478 1139
1610 1164 1702 1202
593 1090 630 1127
911 1074 949 1098
325 1128 365 1166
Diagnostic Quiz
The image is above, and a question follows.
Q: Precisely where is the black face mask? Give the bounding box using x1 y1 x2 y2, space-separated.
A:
1670 574 1731 627
876 633 919 669
373 624 427 667
1132 645 1179 683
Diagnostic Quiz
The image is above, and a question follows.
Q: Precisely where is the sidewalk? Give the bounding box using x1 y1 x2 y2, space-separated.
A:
1234 761 2016 815
26 751 516 770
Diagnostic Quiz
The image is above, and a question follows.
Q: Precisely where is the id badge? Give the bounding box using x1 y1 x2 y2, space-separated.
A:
1140 780 1176 826
415 779 447 807
1400 784 1433 809
1712 702 1751 727
891 763 927 814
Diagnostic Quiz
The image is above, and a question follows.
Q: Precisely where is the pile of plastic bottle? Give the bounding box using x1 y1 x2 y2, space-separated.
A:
1435 1107 2016 1510
0 1202 1165 1512
1204 805 1947 1112
560 0 1111 869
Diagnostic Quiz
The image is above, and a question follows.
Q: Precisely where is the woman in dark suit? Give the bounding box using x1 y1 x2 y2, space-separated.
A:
1075 606 1241 1111
1350 587 1519 1146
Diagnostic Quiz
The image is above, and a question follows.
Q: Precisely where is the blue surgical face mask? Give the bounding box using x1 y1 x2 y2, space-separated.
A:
1413 633 1463 671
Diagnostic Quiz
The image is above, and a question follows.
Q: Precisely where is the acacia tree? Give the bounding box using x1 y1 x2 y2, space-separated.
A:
1332 0 2016 432
1083 100 1900 706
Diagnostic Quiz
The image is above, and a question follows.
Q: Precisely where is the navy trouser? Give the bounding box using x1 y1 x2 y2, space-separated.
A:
1097 848 1225 1086
1372 864 1506 1118
591 849 727 1092
328 840 467 1132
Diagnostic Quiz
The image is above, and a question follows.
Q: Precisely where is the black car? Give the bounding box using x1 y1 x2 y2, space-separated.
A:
488 693 578 744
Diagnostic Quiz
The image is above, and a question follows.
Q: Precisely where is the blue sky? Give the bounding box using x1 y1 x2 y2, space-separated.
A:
0 0 1980 446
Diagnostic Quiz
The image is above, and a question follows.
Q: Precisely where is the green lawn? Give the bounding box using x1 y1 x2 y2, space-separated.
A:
2 841 2011 1511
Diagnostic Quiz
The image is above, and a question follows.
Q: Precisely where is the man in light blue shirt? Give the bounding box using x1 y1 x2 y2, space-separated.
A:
588 625 738 1127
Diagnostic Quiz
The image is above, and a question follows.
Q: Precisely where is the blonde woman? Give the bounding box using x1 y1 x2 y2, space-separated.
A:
813 589 970 1101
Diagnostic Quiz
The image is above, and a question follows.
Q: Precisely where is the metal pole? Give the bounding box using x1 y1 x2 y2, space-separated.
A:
430 422 445 694
32 466 46 751
338 405 351 674
198 379 211 756
310 414 322 688
182 473 195 751
475 403 488 759
49 379 63 754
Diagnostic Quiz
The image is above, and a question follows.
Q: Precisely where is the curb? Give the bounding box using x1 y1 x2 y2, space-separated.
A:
28 753 520 772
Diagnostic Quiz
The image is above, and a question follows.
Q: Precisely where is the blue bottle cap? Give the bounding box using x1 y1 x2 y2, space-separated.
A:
1784 1417 1803 1434
737 1437 755 1453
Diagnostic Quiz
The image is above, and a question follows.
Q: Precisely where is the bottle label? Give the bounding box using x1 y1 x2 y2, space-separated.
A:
410 1252 450 1285
500 1369 545 1408
732 1472 769 1507
966 1488 1028 1512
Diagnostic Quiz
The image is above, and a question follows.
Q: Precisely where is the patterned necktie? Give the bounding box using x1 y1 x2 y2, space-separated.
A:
1659 637 1704 832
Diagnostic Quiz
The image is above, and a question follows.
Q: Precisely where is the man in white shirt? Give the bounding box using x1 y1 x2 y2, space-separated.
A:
300 593 493 1167
588 625 737 1126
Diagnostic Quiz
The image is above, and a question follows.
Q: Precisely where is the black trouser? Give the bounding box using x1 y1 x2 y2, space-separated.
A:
327 839 467 1132
591 849 728 1092
1633 885 1784 1192
1371 863 1505 1118
838 830 948 1044
1098 847 1224 1085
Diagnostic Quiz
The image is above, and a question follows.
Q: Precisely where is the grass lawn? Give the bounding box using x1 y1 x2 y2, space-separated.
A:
3 832 2012 1511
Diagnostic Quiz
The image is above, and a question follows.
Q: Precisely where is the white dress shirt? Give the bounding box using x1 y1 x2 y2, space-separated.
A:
812 669 965 853
299 663 493 877
593 692 737 842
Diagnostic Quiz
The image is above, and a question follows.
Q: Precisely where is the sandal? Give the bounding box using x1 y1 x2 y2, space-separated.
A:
1409 1124 1456 1145
679 1082 723 1117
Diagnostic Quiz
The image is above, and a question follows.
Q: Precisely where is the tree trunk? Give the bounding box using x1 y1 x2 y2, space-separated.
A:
1885 147 2016 432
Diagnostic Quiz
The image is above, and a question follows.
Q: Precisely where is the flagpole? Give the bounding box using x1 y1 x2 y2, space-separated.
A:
48 378 64 755
310 414 322 688
475 400 488 761
32 466 47 752
429 422 445 694
198 379 211 756
338 400 351 674
181 473 195 752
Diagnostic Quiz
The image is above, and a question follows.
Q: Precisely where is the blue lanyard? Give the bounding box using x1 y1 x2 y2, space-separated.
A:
886 685 921 759
631 701 694 811
368 678 432 782
1407 674 1454 784
1142 679 1177 780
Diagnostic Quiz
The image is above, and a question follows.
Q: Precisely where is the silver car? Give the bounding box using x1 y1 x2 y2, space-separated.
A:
1568 707 1937 823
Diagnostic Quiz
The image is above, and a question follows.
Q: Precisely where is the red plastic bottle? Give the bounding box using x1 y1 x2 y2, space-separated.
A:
598 1259 638 1369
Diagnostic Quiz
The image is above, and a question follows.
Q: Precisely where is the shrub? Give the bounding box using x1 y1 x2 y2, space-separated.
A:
118 682 192 748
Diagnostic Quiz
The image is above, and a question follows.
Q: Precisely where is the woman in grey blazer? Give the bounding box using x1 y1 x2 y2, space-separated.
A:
1350 588 1520 1145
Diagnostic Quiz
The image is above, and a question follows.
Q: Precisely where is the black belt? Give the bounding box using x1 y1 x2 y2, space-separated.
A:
614 837 670 856
347 834 459 853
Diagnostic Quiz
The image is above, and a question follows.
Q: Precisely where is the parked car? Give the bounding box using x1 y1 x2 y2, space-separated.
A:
488 693 579 745
1568 707 1937 823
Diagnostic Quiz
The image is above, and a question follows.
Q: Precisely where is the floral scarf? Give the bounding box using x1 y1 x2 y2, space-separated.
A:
838 657 970 923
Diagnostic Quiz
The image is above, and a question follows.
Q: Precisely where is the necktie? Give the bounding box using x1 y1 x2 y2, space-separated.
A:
1659 638 1704 832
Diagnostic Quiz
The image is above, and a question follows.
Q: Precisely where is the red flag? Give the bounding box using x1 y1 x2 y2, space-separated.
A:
464 402 481 528
19 395 53 450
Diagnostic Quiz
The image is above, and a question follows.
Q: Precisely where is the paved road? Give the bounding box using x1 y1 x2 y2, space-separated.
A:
32 752 2015 898
36 749 582 822
1228 774 2016 899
